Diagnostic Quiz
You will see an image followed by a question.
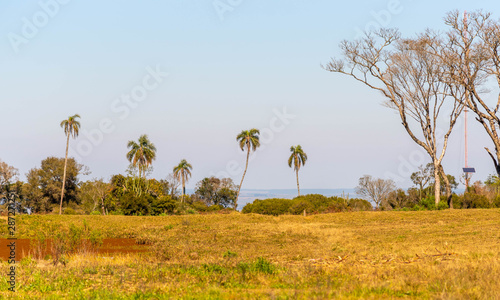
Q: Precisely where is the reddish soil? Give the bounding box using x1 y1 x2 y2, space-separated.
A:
0 238 148 261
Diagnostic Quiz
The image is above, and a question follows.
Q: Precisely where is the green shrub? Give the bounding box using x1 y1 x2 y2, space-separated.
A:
223 250 238 258
252 257 276 274
242 195 362 215
90 210 101 215
417 196 448 210
241 203 254 214
121 192 152 215
451 194 462 208
461 193 491 208
203 263 226 274
418 196 435 210
348 198 373 211
292 194 330 212
150 195 176 215
63 208 77 215
208 204 224 211
288 199 314 215
325 197 349 212
241 198 293 216
493 196 500 208
191 201 208 212
437 200 449 210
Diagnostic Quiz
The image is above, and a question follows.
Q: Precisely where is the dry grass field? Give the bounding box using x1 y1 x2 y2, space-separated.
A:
0 209 499 299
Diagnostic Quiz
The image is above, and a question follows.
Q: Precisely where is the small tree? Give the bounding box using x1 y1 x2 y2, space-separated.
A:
0 160 18 195
355 175 396 210
79 179 110 215
26 157 86 213
410 163 433 201
195 177 237 208
385 189 409 210
165 173 180 198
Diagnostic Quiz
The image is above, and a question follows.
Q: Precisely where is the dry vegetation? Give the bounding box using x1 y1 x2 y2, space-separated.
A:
1 209 499 299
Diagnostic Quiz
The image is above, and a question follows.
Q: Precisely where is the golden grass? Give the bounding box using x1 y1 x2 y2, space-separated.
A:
1 209 499 299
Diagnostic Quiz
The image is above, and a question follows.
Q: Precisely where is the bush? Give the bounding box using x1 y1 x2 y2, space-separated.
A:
120 192 152 216
288 199 314 215
191 201 209 212
208 204 224 212
63 208 77 215
416 196 448 210
150 195 176 215
461 193 491 209
437 200 449 210
242 194 364 216
293 194 331 212
241 198 293 216
325 197 349 213
348 198 373 211
493 196 500 208
451 194 462 208
108 209 124 215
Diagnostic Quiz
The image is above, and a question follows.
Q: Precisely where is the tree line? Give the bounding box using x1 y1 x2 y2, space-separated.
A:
0 114 310 214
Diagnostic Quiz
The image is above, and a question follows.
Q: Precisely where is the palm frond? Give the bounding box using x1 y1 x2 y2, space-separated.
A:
289 145 307 171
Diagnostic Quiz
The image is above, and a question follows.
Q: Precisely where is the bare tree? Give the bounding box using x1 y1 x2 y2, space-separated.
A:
411 163 433 201
441 11 500 177
0 160 18 184
324 29 465 207
79 178 110 215
0 160 19 195
165 173 180 198
355 175 395 210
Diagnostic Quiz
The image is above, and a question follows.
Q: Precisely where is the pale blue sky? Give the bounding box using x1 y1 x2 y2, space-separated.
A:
1 0 499 190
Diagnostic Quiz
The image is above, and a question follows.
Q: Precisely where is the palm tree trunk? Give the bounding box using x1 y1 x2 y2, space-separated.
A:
181 176 185 203
296 169 300 196
59 133 70 215
236 144 251 209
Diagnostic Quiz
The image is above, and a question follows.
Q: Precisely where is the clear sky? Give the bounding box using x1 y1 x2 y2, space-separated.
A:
1 0 499 190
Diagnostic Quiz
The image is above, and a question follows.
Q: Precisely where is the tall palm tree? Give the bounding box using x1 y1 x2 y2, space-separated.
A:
59 114 81 215
173 159 193 203
126 134 157 179
236 128 260 208
288 145 307 196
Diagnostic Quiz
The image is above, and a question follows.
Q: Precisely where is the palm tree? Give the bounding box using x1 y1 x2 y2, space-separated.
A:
59 114 81 215
288 145 307 196
235 128 260 208
126 134 157 179
173 159 193 203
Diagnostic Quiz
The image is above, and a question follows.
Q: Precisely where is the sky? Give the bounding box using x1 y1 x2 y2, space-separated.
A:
1 0 500 191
